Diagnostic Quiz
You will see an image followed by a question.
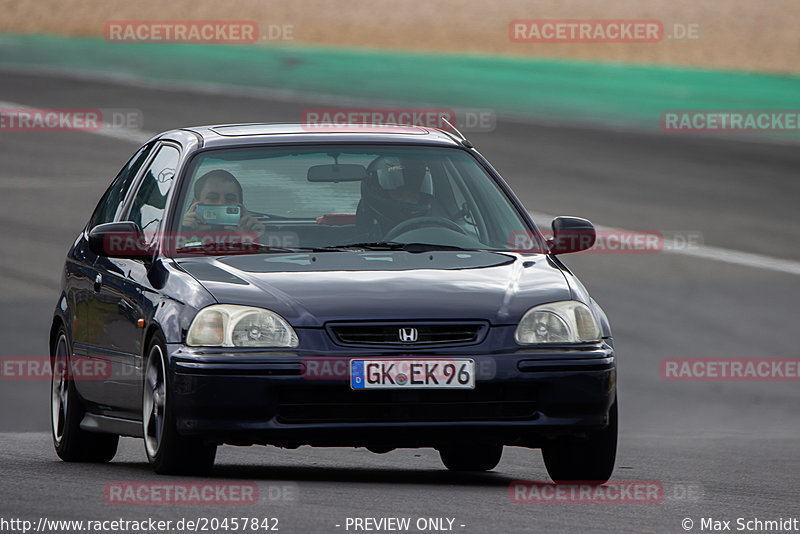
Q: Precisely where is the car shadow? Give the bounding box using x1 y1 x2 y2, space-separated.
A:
101 461 524 488
214 464 520 487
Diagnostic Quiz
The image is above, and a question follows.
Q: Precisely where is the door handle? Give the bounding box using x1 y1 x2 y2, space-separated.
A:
94 273 102 292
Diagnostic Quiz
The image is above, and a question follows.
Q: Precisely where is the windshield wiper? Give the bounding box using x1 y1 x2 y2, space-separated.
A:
319 241 404 251
320 242 471 252
174 241 476 255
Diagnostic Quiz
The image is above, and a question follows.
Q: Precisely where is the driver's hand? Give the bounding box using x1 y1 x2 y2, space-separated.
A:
238 205 265 236
182 201 207 231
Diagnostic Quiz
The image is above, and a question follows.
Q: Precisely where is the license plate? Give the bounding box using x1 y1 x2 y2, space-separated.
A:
350 359 475 389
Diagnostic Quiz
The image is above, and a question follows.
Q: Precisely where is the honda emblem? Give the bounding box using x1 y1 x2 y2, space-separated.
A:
398 327 418 343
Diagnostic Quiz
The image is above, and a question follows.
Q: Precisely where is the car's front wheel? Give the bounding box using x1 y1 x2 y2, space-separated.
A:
51 326 118 462
143 333 216 475
541 398 618 484
439 442 503 472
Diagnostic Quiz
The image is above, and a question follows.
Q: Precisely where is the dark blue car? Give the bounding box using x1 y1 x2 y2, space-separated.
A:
49 123 616 482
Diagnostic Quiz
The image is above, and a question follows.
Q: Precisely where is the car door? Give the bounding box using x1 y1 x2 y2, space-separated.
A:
71 142 155 409
90 143 180 418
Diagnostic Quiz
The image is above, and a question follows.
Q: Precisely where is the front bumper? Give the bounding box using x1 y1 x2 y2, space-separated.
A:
167 343 615 448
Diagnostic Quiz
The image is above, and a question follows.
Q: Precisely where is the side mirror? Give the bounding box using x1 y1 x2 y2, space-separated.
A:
88 221 149 259
549 216 596 254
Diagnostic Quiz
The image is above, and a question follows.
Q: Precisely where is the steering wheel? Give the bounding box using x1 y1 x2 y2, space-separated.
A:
383 216 468 241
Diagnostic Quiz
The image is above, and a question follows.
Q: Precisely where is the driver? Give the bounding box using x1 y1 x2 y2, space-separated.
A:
357 156 433 239
181 170 265 236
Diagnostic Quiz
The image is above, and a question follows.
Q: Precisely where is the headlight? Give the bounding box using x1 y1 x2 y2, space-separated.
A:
515 301 601 344
187 305 299 348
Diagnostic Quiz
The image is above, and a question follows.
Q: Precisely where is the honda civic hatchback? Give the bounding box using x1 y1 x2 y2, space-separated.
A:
49 123 617 482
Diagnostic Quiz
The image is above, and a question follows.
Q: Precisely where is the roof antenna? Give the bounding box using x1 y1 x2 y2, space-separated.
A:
440 115 465 140
440 115 473 147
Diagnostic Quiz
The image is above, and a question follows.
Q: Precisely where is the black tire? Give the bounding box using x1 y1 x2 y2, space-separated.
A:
143 332 216 475
542 398 618 484
439 442 503 472
51 326 118 463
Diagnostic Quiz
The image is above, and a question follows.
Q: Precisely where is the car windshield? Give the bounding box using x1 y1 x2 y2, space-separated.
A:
170 145 536 254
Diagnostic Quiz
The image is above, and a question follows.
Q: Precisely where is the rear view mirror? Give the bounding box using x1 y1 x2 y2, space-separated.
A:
549 216 596 254
307 164 367 182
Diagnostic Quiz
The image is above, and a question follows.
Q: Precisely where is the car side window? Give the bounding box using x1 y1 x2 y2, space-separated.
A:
127 145 180 244
88 143 155 228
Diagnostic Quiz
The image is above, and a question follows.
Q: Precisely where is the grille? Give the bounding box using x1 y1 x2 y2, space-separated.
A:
274 383 537 423
329 322 486 347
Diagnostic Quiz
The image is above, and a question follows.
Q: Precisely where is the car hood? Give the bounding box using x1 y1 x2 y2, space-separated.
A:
176 251 572 327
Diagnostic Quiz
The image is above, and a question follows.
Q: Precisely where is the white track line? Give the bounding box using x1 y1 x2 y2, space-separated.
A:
2 98 798 277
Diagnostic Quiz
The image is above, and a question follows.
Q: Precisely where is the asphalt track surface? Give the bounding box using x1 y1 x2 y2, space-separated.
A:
1 70 799 534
